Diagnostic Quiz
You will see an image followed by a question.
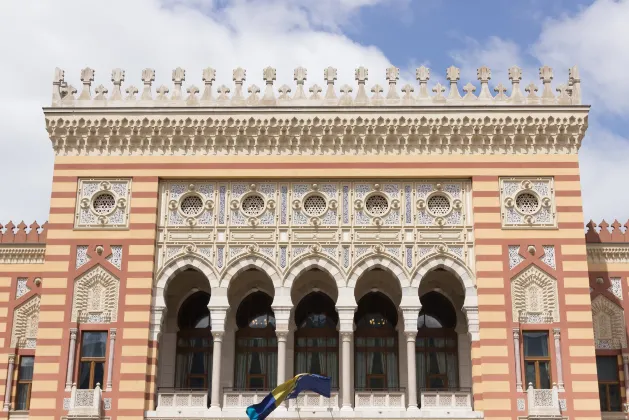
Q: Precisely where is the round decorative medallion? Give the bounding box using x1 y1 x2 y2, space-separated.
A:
515 192 539 214
364 193 389 216
303 194 327 217
427 194 451 216
180 194 204 216
92 192 116 215
241 194 266 216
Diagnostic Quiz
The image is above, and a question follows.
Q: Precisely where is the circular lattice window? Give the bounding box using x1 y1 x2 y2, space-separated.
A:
242 194 266 216
365 194 389 216
515 192 539 214
180 195 204 216
427 194 451 216
303 194 327 217
92 193 116 215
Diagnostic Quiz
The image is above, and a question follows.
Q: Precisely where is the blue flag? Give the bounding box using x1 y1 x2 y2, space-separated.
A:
246 374 331 420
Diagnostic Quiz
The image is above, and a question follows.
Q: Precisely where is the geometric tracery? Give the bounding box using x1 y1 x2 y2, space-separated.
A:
71 265 120 323
10 295 40 348
511 265 559 323
592 295 627 349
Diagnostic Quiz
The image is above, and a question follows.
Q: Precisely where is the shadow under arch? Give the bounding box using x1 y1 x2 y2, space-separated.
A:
411 254 477 308
153 255 219 308
220 254 281 289
346 253 409 288
284 253 345 290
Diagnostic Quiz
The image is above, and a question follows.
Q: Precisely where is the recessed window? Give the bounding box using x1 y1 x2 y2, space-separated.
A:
303 194 327 217
78 331 107 389
180 195 204 216
92 193 116 215
15 356 34 410
427 194 451 216
516 192 539 214
241 194 266 217
523 331 551 389
365 194 389 216
597 356 622 412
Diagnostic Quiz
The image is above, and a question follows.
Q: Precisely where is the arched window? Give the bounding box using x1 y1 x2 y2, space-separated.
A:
416 292 458 390
294 292 339 388
235 291 277 390
354 292 399 390
175 291 212 389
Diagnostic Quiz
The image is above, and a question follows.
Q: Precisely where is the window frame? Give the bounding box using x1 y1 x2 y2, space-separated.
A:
294 326 339 386
522 330 552 389
354 325 399 390
14 355 34 411
77 331 108 390
416 327 458 390
596 355 622 412
175 328 213 389
234 326 277 390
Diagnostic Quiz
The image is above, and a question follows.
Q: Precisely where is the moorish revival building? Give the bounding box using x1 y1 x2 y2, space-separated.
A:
0 63 625 420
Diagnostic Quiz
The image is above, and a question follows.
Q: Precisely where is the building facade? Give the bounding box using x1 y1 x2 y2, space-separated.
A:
0 63 621 420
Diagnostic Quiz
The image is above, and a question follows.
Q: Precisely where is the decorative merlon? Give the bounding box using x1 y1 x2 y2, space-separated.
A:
50 65 584 107
0 221 48 244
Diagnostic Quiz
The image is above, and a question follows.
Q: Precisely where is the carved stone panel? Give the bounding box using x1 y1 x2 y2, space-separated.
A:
10 295 40 348
71 265 120 323
500 177 555 229
75 179 131 229
511 265 559 323
592 295 627 349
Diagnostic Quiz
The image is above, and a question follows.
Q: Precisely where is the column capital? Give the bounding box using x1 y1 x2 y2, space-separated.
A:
623 354 629 364
212 331 224 342
512 328 520 339
276 330 289 342
404 331 417 341
70 327 78 338
340 331 353 341
109 328 117 338
553 327 561 338
7 354 15 364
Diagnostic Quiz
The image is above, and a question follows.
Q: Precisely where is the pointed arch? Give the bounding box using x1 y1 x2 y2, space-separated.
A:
412 254 477 308
284 253 344 289
72 265 120 324
221 254 281 289
592 295 627 349
10 295 40 349
347 254 409 288
510 265 558 323
154 254 219 308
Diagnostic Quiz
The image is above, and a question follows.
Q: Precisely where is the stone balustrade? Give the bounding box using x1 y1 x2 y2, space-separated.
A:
354 389 406 410
419 388 473 412
526 383 561 418
155 389 208 413
50 65 582 108
222 389 269 411
288 391 339 410
67 383 102 418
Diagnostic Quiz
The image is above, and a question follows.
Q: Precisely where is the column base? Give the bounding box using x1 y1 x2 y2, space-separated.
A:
276 405 288 412
3 403 10 412
209 405 222 412
407 405 419 411
340 405 353 412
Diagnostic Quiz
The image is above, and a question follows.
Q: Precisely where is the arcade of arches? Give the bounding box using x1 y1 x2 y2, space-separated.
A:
155 263 474 412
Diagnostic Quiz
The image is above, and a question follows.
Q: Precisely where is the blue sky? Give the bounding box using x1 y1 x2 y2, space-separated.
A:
0 0 627 224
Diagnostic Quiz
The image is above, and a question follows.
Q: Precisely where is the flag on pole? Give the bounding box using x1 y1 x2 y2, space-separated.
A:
246 374 331 420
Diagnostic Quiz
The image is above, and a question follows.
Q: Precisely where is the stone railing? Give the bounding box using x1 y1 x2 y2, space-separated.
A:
50 65 582 108
155 389 208 412
288 391 339 410
67 383 102 418
222 389 269 410
526 383 561 417
354 389 406 410
420 388 473 411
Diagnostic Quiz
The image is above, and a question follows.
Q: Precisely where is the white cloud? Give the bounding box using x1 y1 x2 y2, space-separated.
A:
0 0 398 223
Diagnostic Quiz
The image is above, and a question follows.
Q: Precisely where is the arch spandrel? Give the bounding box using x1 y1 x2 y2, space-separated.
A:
284 253 344 290
153 255 219 309
411 254 477 308
346 254 409 289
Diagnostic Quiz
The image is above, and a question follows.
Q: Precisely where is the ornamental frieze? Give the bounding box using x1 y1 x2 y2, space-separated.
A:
156 179 474 279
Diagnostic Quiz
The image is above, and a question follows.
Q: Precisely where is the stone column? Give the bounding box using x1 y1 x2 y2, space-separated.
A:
276 331 288 385
340 331 353 411
105 328 117 391
210 332 223 410
405 332 419 410
65 328 78 391
513 328 523 392
553 328 564 391
3 354 15 411
271 301 292 412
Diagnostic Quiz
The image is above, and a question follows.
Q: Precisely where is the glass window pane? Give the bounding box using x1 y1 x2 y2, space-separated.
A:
538 361 551 389
369 377 385 389
609 384 622 411
16 383 29 410
596 356 619 381
599 383 609 411
93 362 105 388
81 332 107 358
524 361 536 389
249 376 264 389
18 357 34 380
190 377 205 388
78 362 91 389
523 332 549 357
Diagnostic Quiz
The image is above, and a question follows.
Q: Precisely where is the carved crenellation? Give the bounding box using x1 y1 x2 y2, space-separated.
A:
511 265 559 323
586 219 629 243
45 112 588 157
0 221 48 244
10 295 41 348
51 65 583 107
71 265 120 324
156 179 474 282
591 295 627 349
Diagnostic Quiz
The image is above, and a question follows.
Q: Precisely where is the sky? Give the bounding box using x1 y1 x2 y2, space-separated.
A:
0 0 627 226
